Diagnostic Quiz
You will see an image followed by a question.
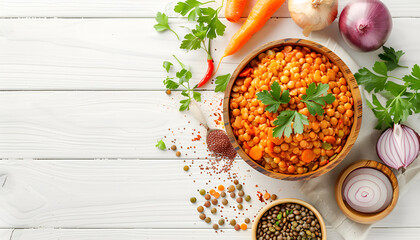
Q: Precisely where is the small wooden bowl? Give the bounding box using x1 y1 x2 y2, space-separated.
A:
223 38 363 181
335 160 399 224
252 198 327 240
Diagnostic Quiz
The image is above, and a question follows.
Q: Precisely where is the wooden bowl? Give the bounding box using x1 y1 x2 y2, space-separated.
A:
223 38 363 181
252 198 327 240
335 160 399 224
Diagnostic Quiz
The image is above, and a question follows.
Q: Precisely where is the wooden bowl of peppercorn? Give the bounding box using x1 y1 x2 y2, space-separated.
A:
252 198 327 240
223 38 362 181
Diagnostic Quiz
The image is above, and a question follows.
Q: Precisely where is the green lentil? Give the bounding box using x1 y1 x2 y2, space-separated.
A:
190 197 196 203
236 184 243 190
245 195 251 201
199 189 206 195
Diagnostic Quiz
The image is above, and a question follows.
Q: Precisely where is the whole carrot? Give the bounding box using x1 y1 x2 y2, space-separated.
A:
216 0 286 73
225 0 248 23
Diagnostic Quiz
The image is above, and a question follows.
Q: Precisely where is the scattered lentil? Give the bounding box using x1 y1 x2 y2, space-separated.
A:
220 191 226 197
245 218 250 224
240 223 248 230
236 184 243 190
218 218 225 225
228 185 235 192
236 197 243 203
199 213 206 220
271 194 278 201
166 89 171 95
197 206 204 213
234 224 241 231
230 219 237 226
211 208 217 214
230 192 236 198
245 195 251 202
213 224 219 230
176 151 181 157
190 197 197 203
199 189 206 195
238 190 245 197
218 185 225 191
211 199 218 205
233 179 239 185
222 199 228 205
171 145 177 150
183 165 189 171
205 194 211 200
237 204 243 210
204 201 211 208
205 217 212 223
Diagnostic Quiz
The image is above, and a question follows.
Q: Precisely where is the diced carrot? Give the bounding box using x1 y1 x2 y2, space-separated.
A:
239 67 253 77
301 149 316 163
249 146 264 160
267 140 275 153
213 192 220 199
218 185 225 191
243 142 251 150
240 223 248 230
209 189 216 196
263 192 271 200
323 136 336 144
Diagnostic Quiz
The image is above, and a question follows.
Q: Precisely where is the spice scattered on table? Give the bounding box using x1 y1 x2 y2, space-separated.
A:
207 129 237 159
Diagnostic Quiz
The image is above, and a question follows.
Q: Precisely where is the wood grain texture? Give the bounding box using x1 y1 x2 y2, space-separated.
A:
0 0 418 18
0 228 420 240
0 160 417 229
223 39 362 181
0 18 420 90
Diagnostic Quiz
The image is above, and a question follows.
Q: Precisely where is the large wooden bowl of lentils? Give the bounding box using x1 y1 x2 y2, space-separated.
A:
252 198 327 240
223 39 362 180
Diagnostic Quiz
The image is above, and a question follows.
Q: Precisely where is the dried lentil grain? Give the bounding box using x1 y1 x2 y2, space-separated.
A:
211 199 218 205
220 191 226 197
199 213 206 220
204 201 211 208
218 219 225 225
176 151 181 157
166 89 171 95
245 218 250 224
245 195 251 201
211 208 217 214
230 192 236 198
230 219 237 226
236 184 243 190
234 224 241 231
205 217 211 223
228 185 235 192
238 190 245 197
205 194 211 200
222 199 228 205
197 206 204 213
237 204 243 210
190 197 196 203
213 224 219 230
171 145 177 150
234 179 239 185
183 165 189 171
271 194 277 200
199 189 206 195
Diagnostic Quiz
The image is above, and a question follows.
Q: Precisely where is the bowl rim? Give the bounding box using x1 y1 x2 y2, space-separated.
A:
334 159 399 224
223 38 363 181
251 198 327 240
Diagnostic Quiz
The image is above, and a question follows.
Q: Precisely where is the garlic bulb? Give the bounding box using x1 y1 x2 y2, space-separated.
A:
288 0 338 37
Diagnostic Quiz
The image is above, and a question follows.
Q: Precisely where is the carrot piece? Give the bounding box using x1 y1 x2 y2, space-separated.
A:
218 185 225 191
323 136 336 144
213 192 221 199
301 149 316 163
243 141 251 150
267 140 275 153
239 67 253 77
240 223 248 230
209 189 216 196
249 146 264 160
263 192 271 200
225 0 248 23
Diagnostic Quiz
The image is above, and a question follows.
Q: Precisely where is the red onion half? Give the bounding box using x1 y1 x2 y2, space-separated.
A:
377 124 420 170
339 0 392 52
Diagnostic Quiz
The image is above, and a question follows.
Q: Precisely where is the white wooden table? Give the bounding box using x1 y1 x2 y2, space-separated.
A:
0 0 419 239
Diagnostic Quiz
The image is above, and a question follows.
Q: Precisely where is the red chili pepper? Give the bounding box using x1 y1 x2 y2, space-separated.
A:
197 58 214 88
239 67 252 77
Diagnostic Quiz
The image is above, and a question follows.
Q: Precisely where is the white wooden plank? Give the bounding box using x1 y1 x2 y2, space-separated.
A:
0 160 418 229
0 0 418 18
0 228 419 240
0 18 419 90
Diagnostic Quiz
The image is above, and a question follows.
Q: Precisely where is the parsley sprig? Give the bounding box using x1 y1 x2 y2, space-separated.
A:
257 82 335 137
355 46 420 130
153 12 180 40
163 55 202 111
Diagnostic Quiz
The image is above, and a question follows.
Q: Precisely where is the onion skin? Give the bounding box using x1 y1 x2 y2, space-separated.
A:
339 0 392 51
376 124 420 170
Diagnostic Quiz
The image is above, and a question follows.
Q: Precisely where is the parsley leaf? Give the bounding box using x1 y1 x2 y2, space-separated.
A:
355 67 387 93
198 7 226 39
156 139 167 150
163 77 180 90
180 33 203 51
174 0 208 21
176 68 193 84
193 91 202 102
379 46 406 71
179 98 191 111
366 95 393 130
163 61 173 73
384 81 406 96
301 83 335 116
403 64 420 90
272 111 309 138
256 82 290 113
153 12 180 40
215 73 231 92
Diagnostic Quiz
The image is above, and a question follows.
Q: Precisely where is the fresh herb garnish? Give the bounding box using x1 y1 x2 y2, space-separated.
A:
153 12 180 40
256 81 291 113
301 83 335 116
214 73 231 92
163 55 201 111
156 139 167 150
286 210 293 215
163 61 173 73
257 82 335 138
355 46 420 130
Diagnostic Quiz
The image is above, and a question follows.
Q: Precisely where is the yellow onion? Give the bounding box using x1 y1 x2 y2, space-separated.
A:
288 0 338 37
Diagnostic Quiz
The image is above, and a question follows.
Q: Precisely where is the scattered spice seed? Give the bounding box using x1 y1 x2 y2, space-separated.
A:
245 195 251 201
236 184 243 190
199 189 206 195
211 208 217 214
166 89 171 95
176 151 181 157
263 192 271 200
271 194 278 200
213 223 219 230
190 197 197 203
220 191 226 197
228 185 235 192
234 224 241 231
218 218 225 225
245 218 250 224
204 201 211 208
205 194 211 200
205 217 211 223
240 223 248 230
199 213 206 220
237 204 243 210
171 145 177 150
218 185 225 191
234 179 239 185
183 165 189 171
238 190 244 197
230 219 237 226
222 199 228 205
211 199 218 205
197 206 204 213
